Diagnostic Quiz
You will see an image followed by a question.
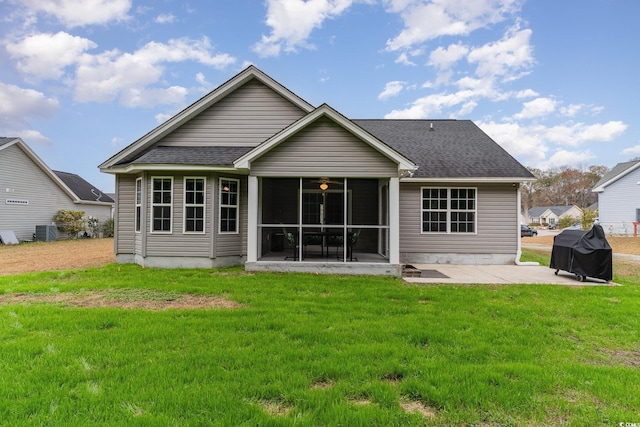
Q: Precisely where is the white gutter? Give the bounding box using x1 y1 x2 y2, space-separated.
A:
515 183 539 266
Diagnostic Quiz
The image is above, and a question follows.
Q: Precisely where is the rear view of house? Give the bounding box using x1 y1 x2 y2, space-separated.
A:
99 66 534 275
0 137 113 241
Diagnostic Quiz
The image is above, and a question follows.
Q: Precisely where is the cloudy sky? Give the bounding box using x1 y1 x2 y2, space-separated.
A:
1 0 639 193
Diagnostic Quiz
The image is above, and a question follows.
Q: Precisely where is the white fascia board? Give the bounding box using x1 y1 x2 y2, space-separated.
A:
100 66 315 169
593 162 640 192
12 138 80 202
235 105 418 174
101 164 243 174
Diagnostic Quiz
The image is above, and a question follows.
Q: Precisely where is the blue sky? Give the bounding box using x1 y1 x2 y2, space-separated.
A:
1 0 639 193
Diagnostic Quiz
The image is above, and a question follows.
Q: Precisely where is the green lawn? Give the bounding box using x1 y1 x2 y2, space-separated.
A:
1 250 639 426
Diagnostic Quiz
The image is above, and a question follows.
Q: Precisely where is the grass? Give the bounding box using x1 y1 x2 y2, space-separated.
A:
1 252 639 426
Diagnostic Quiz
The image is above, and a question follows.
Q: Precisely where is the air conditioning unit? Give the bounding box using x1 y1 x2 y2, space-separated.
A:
35 225 57 242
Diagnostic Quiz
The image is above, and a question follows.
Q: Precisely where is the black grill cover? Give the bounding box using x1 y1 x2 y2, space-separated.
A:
550 224 612 281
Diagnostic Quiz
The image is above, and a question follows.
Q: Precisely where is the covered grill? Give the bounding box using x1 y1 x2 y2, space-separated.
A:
550 224 612 282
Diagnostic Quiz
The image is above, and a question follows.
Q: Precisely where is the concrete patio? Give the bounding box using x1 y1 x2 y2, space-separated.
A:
402 264 617 286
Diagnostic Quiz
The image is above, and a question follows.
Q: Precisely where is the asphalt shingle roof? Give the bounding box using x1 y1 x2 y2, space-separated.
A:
594 160 640 188
53 170 114 203
353 119 534 179
124 146 255 166
121 120 534 180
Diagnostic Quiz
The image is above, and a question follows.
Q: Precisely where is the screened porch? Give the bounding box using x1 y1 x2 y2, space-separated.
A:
256 177 390 263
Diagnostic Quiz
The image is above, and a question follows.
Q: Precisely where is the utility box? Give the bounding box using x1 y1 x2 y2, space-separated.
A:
35 225 57 242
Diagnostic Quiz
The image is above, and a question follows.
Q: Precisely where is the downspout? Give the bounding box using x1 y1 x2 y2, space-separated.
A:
515 182 539 266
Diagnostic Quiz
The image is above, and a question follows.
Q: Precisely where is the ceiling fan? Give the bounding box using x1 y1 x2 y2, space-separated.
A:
310 177 343 190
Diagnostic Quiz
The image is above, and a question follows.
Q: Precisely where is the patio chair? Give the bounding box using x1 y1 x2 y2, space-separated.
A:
283 228 299 260
347 229 361 261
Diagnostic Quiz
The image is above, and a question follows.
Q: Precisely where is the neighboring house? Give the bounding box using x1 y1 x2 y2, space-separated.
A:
99 66 534 276
526 205 583 226
0 137 114 241
592 160 640 235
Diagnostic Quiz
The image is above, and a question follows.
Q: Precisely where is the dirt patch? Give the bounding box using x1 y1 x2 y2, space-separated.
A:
0 238 116 276
523 235 640 255
400 400 438 418
0 289 242 310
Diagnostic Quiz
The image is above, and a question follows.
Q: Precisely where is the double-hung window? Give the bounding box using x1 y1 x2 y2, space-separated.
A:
151 177 172 233
135 178 142 233
219 178 239 233
421 187 476 233
184 177 205 233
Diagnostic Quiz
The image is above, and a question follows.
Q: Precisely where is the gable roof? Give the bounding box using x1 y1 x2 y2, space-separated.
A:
354 120 534 181
234 104 417 174
99 66 533 182
592 160 640 192
528 205 580 218
1 137 113 206
99 65 315 171
53 170 114 203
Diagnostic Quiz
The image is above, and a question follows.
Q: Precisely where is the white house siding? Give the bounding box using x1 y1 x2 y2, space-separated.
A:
158 79 306 148
399 182 518 264
0 144 111 241
251 117 398 177
115 175 135 255
598 167 640 235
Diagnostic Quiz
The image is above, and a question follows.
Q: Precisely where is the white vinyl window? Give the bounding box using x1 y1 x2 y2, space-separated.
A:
184 177 205 233
151 177 173 233
421 187 476 233
219 178 239 234
135 177 142 233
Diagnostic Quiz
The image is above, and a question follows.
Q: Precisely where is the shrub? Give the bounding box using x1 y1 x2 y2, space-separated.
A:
102 218 114 237
53 209 86 239
581 208 598 229
558 215 577 229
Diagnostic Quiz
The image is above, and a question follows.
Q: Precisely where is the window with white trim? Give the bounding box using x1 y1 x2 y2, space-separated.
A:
184 177 205 233
135 178 142 233
219 178 239 233
421 187 476 233
151 177 172 233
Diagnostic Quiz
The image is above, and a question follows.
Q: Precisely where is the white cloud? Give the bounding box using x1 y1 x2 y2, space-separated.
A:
74 37 236 106
477 119 627 168
0 82 59 128
20 0 132 27
513 97 557 120
515 89 538 98
395 52 416 66
541 149 596 169
378 81 405 100
385 89 476 119
622 145 640 156
428 43 469 70
6 31 96 80
467 27 533 79
155 13 175 24
253 0 356 57
478 121 548 163
385 0 523 51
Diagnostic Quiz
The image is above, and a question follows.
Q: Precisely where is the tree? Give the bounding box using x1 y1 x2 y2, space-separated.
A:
524 165 608 209
53 209 86 239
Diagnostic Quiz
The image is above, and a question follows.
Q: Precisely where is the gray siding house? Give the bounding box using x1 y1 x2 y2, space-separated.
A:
593 160 640 236
0 137 114 241
99 66 534 276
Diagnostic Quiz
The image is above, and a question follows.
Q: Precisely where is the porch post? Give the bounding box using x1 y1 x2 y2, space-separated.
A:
389 177 400 264
247 175 258 262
